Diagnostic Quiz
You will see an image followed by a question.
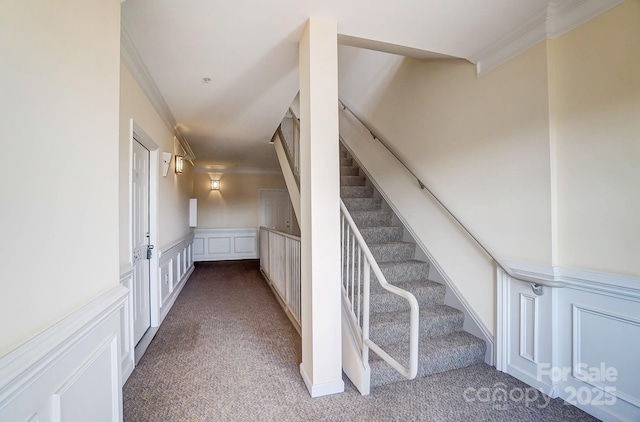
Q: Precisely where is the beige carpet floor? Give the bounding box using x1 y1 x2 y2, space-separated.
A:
123 260 597 421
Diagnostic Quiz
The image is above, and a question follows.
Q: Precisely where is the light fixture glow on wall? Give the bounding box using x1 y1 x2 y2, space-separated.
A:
175 155 184 174
210 180 220 190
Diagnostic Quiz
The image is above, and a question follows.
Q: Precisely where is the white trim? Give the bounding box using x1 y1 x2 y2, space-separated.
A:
158 233 196 265
495 268 510 372
519 294 538 362
572 304 640 408
157 234 196 323
469 0 623 76
118 269 135 384
0 286 127 411
193 228 259 261
299 364 345 398
120 26 174 135
120 25 196 161
558 267 640 301
52 334 120 422
505 261 640 301
131 121 161 330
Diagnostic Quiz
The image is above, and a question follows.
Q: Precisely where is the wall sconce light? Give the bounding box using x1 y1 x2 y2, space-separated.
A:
210 180 220 190
175 155 184 174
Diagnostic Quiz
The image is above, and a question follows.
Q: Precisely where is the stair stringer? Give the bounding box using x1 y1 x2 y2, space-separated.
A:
341 302 371 395
339 136 495 366
273 132 300 223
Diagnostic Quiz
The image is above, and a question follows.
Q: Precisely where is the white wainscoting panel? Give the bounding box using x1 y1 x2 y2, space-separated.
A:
119 267 135 384
0 286 127 422
498 263 640 421
572 305 640 408
499 267 555 394
519 293 537 363
158 234 195 324
194 228 258 261
53 334 119 422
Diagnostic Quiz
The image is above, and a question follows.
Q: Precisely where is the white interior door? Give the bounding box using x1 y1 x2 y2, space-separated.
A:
260 189 291 232
132 140 151 345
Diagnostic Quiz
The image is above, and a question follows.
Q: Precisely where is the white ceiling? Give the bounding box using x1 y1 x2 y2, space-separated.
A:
121 0 552 172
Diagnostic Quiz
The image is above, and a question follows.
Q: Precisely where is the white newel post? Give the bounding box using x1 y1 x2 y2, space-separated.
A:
298 18 345 397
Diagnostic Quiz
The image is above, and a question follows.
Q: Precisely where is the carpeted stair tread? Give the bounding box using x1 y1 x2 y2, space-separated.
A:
350 210 392 227
359 226 404 243
375 260 430 283
341 185 373 198
369 280 446 312
369 331 487 388
369 305 465 345
368 242 416 262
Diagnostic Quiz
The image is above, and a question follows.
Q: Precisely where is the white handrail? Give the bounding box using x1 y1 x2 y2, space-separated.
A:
340 200 419 380
338 99 566 295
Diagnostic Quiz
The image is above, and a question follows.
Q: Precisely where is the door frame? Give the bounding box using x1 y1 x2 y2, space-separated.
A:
129 120 161 329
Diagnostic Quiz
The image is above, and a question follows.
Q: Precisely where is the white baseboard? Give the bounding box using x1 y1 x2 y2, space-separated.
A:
0 286 127 422
193 228 258 261
299 364 345 398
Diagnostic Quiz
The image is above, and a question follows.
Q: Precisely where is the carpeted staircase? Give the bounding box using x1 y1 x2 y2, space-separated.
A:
340 145 486 389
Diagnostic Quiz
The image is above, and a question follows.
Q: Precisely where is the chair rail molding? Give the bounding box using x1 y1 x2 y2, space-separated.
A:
0 286 128 422
497 261 640 422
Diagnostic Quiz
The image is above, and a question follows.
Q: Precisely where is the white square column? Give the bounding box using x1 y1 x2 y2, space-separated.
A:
298 18 344 398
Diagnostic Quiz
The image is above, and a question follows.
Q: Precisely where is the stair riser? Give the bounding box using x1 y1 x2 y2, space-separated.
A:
359 227 404 244
343 198 382 211
341 186 373 198
341 176 367 186
369 285 445 312
340 158 353 166
369 243 416 262
370 342 486 387
370 313 464 345
340 166 359 176
375 262 430 283
351 211 392 227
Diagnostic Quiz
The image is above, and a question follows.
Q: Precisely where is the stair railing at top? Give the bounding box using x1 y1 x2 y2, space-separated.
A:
338 99 566 295
340 199 419 380
274 108 300 186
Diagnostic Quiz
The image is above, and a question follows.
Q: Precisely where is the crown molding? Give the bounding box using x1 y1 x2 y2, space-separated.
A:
120 23 196 160
469 0 623 77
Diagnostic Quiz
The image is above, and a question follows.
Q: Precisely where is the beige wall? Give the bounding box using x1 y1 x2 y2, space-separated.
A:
194 172 286 229
0 0 121 357
119 62 194 266
339 43 554 267
552 0 640 277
